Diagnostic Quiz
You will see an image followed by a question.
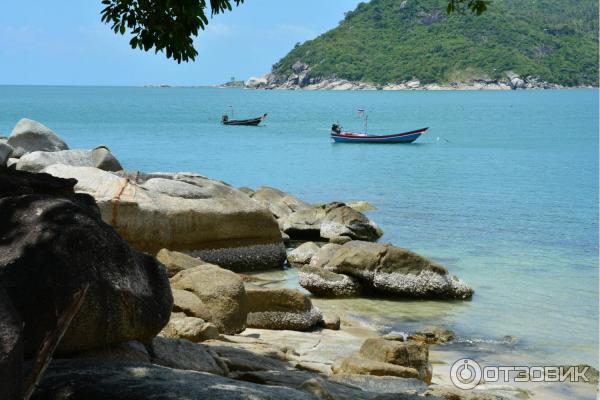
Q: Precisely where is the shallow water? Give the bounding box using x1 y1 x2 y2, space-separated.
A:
1 86 597 369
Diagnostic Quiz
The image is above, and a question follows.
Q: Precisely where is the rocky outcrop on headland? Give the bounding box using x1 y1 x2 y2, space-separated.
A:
241 66 567 91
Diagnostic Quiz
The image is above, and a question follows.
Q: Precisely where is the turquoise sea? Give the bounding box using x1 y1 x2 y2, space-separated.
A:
1 86 598 369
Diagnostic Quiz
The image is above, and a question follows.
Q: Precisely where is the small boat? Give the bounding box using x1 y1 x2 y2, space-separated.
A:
330 124 428 143
221 113 267 126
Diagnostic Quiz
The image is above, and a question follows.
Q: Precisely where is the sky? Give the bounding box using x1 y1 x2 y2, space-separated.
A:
0 1 362 86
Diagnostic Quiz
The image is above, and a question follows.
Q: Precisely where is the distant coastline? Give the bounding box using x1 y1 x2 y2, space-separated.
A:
218 71 597 91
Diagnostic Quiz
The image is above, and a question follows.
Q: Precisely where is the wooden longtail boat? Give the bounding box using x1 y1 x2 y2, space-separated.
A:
330 123 428 143
221 113 267 126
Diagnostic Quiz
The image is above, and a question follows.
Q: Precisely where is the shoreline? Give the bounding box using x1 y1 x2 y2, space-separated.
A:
2 116 593 398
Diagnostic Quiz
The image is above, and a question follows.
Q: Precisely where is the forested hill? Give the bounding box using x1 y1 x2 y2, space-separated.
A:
269 0 599 87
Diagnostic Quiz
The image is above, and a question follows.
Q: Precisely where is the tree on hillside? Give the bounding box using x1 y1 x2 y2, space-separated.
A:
100 0 488 63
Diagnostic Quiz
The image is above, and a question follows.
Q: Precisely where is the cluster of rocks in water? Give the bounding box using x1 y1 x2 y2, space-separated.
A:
4 118 591 400
238 64 569 91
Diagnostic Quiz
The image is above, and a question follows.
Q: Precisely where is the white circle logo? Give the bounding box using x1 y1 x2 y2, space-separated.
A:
450 358 482 389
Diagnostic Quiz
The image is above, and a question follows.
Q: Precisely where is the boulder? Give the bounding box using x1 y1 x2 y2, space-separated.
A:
33 360 316 400
311 241 473 299
159 316 220 342
0 289 22 400
358 338 431 383
156 248 202 277
0 168 77 199
298 266 362 297
251 186 311 218
288 242 320 266
42 165 286 270
308 243 341 268
91 144 123 171
333 356 420 379
150 337 227 375
17 147 123 173
0 142 13 166
321 314 341 330
170 265 248 334
245 287 323 331
7 118 68 156
0 194 173 356
281 203 382 242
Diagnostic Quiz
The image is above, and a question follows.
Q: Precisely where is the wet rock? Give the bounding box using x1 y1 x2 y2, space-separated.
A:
150 337 227 375
33 360 315 400
245 287 323 331
358 338 431 383
408 327 455 344
170 264 248 334
7 118 68 156
156 248 202 277
288 241 320 266
312 241 473 299
0 194 173 356
42 166 285 270
298 266 363 297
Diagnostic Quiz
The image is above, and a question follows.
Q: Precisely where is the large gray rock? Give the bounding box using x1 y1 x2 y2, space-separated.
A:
298 266 362 297
245 287 323 331
7 118 68 156
0 289 22 400
0 194 173 356
0 142 13 166
170 264 248 334
251 186 311 218
281 203 382 242
91 144 123 171
33 360 316 400
17 147 122 173
42 165 286 270
311 241 473 299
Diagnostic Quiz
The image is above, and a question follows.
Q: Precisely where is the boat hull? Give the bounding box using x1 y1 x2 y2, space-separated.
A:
331 128 427 143
223 117 263 126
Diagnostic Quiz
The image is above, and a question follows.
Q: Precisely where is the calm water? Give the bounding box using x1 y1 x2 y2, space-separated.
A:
1 86 598 368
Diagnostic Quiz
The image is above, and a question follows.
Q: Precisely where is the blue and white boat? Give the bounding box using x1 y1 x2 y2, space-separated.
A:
330 123 428 143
